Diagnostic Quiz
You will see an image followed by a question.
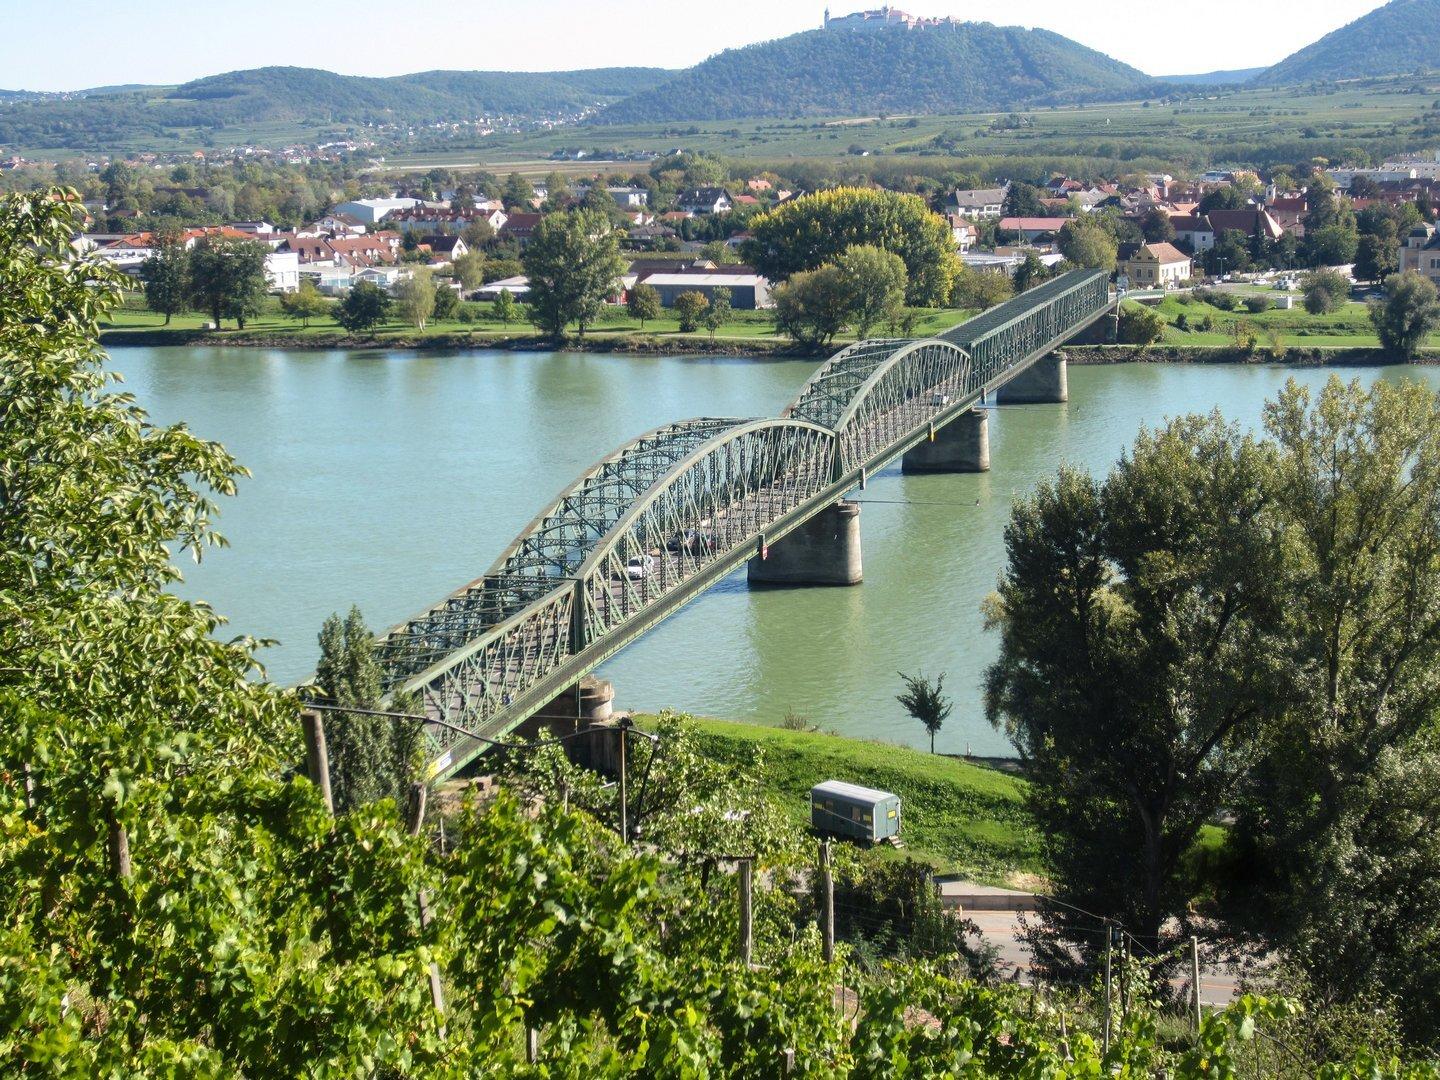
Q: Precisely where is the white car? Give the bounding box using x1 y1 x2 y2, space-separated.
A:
623 555 654 580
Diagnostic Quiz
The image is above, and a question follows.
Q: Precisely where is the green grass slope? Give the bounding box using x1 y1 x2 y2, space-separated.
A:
1252 0 1440 86
666 718 1041 884
597 23 1149 123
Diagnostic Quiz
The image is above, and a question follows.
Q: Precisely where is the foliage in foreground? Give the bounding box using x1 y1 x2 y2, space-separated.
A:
4 188 1440 1074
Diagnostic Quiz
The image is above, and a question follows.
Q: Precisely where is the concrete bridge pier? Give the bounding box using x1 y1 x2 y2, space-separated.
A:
902 408 990 474
747 500 863 587
996 353 1067 404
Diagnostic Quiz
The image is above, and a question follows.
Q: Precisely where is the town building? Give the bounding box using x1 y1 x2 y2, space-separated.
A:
999 217 1070 243
823 6 963 31
677 187 733 215
1118 242 1192 290
642 272 772 310
1400 223 1440 288
328 197 420 224
945 185 1008 219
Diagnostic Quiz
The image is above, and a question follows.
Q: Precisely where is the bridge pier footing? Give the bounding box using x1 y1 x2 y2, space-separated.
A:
747 500 863 587
996 353 1067 404
902 408 990 473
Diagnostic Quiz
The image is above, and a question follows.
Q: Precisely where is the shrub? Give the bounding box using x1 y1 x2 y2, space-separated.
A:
1209 291 1239 312
1244 295 1272 314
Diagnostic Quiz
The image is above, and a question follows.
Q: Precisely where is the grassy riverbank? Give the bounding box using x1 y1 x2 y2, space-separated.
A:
98 303 976 354
637 715 1043 886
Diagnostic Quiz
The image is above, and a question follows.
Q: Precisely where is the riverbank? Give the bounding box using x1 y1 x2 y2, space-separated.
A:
102 322 1435 364
99 326 815 356
645 715 1043 886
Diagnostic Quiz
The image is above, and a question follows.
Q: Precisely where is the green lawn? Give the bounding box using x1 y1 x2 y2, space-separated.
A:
100 301 977 349
637 716 1041 886
1137 294 1440 351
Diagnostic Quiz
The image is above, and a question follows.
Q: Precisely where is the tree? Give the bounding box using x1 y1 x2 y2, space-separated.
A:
951 265 1014 310
394 268 437 330
773 265 852 348
626 282 662 329
1302 268 1350 314
1225 377 1440 1047
460 219 495 249
431 282 460 321
1353 232 1398 284
1303 222 1359 268
522 208 625 336
1002 181 1046 218
492 287 518 326
187 235 270 330
1204 230 1253 277
673 289 709 333
1369 271 1440 359
835 243 907 338
1117 304 1165 345
702 286 732 341
335 280 390 334
744 187 957 306
451 250 487 290
502 171 534 209
896 673 951 754
278 279 330 328
985 413 1288 965
1058 218 1118 272
701 239 738 265
1140 208 1176 244
139 240 189 325
313 606 420 812
1012 251 1049 294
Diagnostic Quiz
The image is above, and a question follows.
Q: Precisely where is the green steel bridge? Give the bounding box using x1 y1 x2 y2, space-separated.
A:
371 269 1113 780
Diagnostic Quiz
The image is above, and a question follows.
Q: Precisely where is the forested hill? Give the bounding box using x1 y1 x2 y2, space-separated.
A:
0 66 672 151
1251 0 1440 86
596 24 1150 123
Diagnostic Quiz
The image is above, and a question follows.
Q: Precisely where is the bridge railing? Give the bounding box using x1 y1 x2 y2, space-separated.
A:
942 268 1110 386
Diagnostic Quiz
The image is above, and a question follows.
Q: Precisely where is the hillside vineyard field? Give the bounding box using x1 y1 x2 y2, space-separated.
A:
385 76 1440 175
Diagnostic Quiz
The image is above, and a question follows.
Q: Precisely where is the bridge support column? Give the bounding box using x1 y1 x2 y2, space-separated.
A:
902 408 989 474
747 500 862 587
996 353 1067 404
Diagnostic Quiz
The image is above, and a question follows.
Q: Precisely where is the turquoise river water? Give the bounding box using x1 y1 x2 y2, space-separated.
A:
113 346 1440 756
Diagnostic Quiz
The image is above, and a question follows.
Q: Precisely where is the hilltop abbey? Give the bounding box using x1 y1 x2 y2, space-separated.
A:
822 6 963 31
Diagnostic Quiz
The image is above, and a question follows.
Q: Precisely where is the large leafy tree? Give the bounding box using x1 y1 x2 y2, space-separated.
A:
335 279 390 334
985 413 1289 964
139 239 190 324
1057 218 1118 272
1369 271 1440 359
744 187 957 306
522 208 625 337
187 235 270 330
773 264 852 348
835 243 907 339
1227 377 1440 1047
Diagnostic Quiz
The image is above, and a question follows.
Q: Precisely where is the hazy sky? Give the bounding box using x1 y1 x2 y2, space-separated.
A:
1 0 1389 91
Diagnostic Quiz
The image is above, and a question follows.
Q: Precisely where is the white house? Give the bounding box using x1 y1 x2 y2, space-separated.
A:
474 275 530 300
264 250 300 293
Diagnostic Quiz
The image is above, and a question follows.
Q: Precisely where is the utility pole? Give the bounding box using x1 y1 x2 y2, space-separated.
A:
300 709 334 815
819 840 835 963
617 718 630 844
406 782 446 1035
1191 936 1203 1033
1102 925 1115 1056
738 858 754 966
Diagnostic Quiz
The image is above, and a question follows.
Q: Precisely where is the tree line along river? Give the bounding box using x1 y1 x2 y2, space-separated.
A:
114 345 1440 756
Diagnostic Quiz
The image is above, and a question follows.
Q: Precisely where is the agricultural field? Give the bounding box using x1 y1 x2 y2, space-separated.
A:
384 74 1440 178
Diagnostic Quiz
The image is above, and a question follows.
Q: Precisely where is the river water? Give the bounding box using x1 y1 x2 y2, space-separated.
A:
113 346 1439 755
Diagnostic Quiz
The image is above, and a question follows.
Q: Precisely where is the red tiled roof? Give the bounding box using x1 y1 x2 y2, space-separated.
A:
1000 217 1071 231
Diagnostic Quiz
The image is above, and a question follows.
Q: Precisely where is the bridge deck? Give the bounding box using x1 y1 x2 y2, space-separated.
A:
355 269 1112 779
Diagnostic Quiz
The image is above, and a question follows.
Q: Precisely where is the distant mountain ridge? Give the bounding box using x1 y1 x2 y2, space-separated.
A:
595 24 1150 123
0 66 672 151
1155 68 1265 86
1252 0 1440 85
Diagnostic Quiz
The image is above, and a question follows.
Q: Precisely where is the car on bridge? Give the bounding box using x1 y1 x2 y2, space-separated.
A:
622 554 655 580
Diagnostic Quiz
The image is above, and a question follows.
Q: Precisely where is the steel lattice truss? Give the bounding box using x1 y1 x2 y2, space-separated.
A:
361 269 1111 778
